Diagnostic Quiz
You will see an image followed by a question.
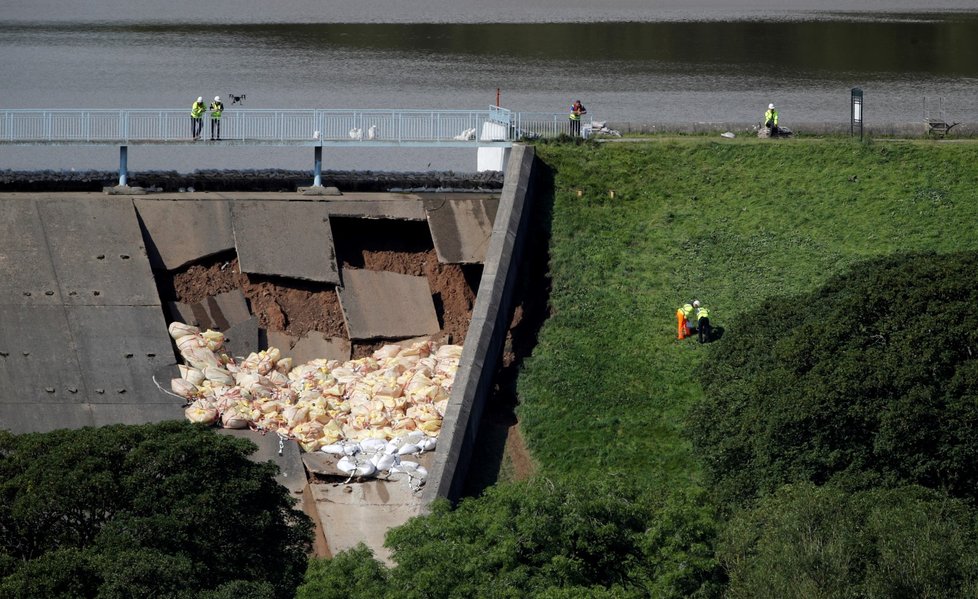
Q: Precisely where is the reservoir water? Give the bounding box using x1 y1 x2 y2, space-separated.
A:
2 1 978 172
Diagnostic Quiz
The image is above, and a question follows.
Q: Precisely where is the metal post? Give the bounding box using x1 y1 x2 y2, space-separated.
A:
313 145 322 187
118 145 128 187
851 88 864 141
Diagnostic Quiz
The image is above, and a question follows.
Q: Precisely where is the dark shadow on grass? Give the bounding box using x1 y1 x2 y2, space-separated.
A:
461 157 555 498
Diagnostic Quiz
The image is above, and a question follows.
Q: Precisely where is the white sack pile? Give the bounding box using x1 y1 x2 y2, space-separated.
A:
168 322 459 459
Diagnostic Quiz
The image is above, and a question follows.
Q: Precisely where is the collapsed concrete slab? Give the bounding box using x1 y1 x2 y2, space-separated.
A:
223 317 260 360
267 331 351 363
219 429 307 495
135 199 235 271
337 270 440 340
231 201 340 283
424 196 499 264
167 290 251 332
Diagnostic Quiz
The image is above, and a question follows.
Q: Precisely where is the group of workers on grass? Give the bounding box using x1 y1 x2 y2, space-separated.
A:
676 300 712 343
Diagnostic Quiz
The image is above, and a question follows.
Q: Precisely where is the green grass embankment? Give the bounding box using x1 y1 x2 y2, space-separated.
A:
517 138 978 492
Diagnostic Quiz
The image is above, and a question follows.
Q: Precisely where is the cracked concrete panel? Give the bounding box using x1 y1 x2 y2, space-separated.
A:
37 198 160 306
324 194 427 220
66 305 174 403
167 290 251 331
231 201 339 283
338 270 439 340
0 305 85 404
220 429 306 495
0 199 63 306
267 331 351 364
223 317 260 361
135 199 235 271
424 197 499 264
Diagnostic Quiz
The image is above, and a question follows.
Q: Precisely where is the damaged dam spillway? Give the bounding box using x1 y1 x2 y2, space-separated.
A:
0 144 540 509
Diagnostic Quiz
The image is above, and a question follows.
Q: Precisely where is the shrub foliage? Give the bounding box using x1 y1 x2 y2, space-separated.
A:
0 421 312 598
299 478 725 599
719 483 978 598
689 251 978 505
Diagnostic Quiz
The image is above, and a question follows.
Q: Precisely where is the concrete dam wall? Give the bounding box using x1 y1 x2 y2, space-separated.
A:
0 178 511 436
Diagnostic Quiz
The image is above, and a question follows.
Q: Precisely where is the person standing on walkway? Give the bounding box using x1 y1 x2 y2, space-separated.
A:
191 96 205 140
209 96 224 140
694 300 712 344
764 103 779 135
569 100 587 137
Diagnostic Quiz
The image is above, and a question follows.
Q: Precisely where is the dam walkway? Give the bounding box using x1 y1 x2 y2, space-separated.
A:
0 106 570 148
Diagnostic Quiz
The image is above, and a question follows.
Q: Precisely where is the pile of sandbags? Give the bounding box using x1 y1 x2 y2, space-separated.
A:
168 322 460 454
322 432 433 487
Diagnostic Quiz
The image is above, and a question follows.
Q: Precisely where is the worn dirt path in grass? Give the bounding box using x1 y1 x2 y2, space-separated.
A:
505 424 535 480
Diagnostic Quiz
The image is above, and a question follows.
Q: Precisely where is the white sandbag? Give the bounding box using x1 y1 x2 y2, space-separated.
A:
371 452 399 471
397 443 421 456
171 378 198 399
391 461 427 479
404 430 425 445
360 438 387 454
168 321 199 340
338 456 376 477
321 442 361 456
418 436 437 452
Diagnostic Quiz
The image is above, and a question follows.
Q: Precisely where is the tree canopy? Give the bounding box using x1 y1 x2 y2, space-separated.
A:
0 421 312 598
719 483 978 598
688 251 978 505
298 478 725 599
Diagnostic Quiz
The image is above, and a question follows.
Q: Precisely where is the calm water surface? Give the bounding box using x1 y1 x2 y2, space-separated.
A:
2 1 977 171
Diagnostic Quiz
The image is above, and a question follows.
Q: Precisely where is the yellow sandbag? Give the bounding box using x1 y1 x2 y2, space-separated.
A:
185 404 218 425
201 329 225 351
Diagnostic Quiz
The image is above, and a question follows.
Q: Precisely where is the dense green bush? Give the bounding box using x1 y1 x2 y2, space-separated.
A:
0 422 312 598
298 479 725 599
719 483 978 598
688 251 978 505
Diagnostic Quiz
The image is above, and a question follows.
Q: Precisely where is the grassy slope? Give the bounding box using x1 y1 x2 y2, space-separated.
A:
517 138 978 492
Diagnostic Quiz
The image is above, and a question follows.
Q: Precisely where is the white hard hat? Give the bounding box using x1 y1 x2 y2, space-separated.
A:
215 96 220 101
768 103 775 109
693 300 700 307
197 96 203 102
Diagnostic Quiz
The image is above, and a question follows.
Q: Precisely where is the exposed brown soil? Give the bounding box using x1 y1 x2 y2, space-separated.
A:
505 424 536 481
170 257 347 338
164 218 480 348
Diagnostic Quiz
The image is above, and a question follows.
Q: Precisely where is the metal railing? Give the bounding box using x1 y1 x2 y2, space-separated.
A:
0 107 572 146
511 111 588 139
